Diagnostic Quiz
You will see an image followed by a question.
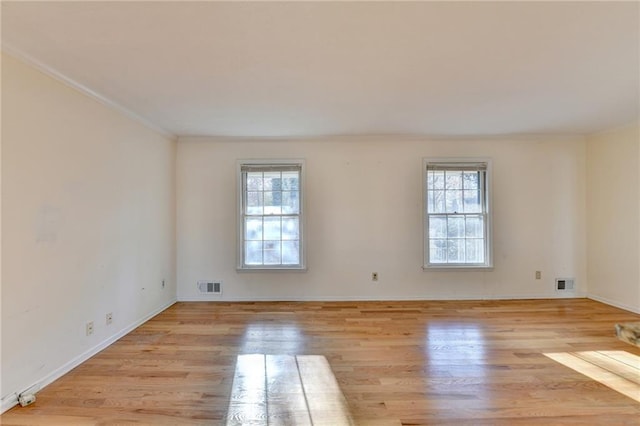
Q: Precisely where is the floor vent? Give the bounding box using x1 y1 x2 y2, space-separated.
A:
555 278 575 291
197 280 222 294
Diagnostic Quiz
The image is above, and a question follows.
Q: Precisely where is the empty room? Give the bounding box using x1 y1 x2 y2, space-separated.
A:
1 1 639 425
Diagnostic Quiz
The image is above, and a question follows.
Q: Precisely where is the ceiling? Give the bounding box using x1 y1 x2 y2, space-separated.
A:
2 1 638 138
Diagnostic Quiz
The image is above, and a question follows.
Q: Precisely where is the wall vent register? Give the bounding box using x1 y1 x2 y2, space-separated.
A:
198 280 222 294
555 278 575 291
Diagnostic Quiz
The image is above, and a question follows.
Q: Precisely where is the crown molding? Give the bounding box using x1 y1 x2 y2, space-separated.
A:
2 43 176 141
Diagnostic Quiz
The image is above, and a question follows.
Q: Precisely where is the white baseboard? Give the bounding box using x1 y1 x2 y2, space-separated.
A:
0 396 18 415
587 294 640 314
1 299 177 414
177 293 586 302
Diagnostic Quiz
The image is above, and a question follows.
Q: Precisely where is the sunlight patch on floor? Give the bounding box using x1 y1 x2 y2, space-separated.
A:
544 350 640 402
226 354 356 426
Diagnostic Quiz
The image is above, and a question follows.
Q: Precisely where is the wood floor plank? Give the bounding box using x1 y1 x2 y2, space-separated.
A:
576 351 640 385
297 355 356 425
598 350 640 370
1 298 639 425
265 355 311 426
544 351 640 403
226 354 267 425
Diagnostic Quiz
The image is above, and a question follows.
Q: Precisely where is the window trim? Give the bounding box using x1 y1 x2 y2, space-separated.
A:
422 157 493 270
236 159 307 271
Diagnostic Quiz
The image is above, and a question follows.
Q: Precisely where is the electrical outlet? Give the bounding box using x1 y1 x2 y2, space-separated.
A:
86 322 94 336
535 271 541 280
106 312 113 325
372 272 379 282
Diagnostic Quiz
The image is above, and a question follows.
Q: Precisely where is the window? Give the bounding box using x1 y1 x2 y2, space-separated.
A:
424 159 492 268
238 160 305 270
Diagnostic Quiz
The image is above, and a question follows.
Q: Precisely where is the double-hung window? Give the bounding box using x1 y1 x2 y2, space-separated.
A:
424 159 492 269
238 160 305 270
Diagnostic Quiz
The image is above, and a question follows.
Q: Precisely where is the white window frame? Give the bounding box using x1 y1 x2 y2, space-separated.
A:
423 158 493 270
237 159 306 271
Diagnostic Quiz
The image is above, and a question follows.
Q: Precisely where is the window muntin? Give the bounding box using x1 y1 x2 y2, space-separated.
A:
424 160 492 268
239 162 305 270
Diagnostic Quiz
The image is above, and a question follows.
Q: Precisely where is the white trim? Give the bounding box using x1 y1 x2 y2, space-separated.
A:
178 133 588 144
0 299 177 414
422 266 494 272
422 157 493 269
588 294 640 314
1 43 176 140
0 396 18 415
236 266 308 272
177 294 586 303
236 159 307 271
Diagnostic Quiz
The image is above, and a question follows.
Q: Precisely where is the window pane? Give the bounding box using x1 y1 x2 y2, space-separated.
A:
264 191 282 215
428 171 445 190
240 163 304 269
430 239 447 263
246 172 263 191
429 216 447 238
282 191 299 214
447 216 465 238
263 241 281 264
463 189 481 213
263 217 281 240
282 241 300 264
463 172 479 189
447 239 465 263
429 190 445 213
445 171 462 190
246 192 263 215
245 217 263 241
263 172 282 191
245 241 263 265
465 216 484 238
445 190 463 213
465 239 485 263
282 171 299 190
282 217 299 240
424 164 489 267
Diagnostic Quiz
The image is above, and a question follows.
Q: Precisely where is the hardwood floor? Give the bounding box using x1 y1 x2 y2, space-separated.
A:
2 298 639 425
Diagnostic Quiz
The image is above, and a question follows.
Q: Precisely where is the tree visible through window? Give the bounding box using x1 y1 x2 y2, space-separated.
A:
424 160 492 268
238 161 305 270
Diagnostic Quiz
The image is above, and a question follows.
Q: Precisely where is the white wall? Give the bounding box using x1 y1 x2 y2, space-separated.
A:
586 122 640 313
1 54 177 409
177 135 586 302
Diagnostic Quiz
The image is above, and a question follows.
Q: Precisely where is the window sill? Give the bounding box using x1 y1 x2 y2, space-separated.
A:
423 265 493 272
237 266 308 273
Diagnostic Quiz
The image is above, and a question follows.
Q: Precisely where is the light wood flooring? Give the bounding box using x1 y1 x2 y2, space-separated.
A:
2 298 640 425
